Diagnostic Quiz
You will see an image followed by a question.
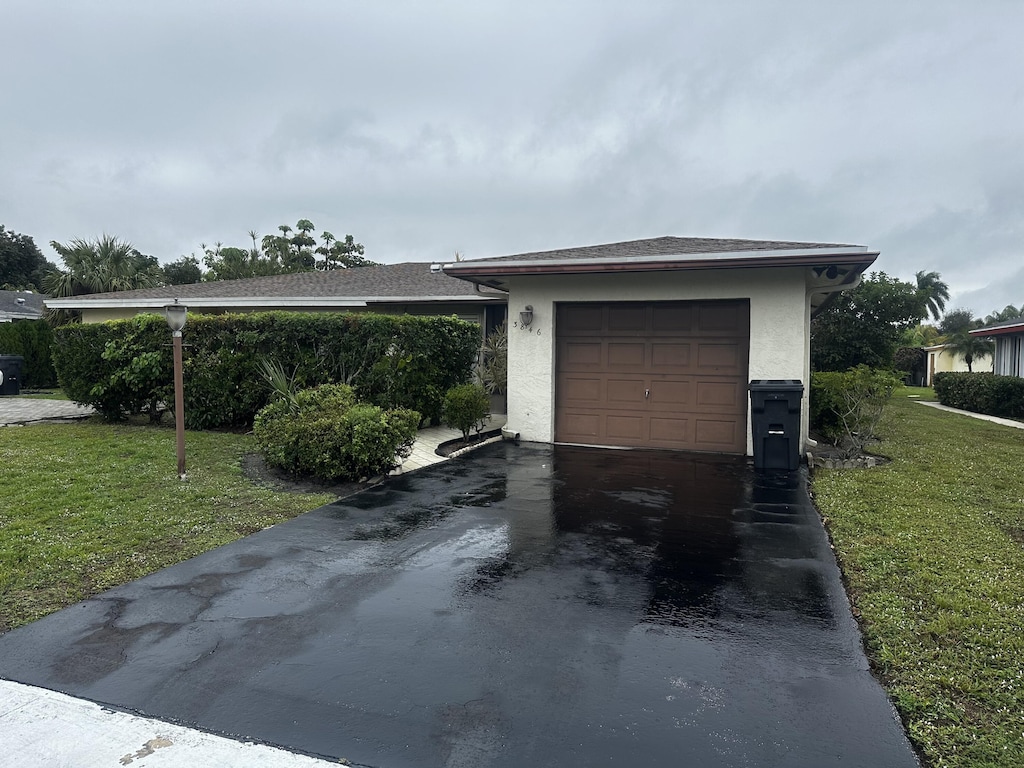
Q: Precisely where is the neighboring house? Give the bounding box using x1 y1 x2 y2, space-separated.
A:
970 317 1024 378
43 262 507 330
0 290 45 322
440 237 877 457
922 343 993 386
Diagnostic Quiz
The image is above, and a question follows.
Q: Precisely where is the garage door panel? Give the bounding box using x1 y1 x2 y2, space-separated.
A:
556 300 748 453
607 378 646 406
563 341 603 367
605 415 644 441
649 416 690 444
648 379 690 408
696 343 741 371
561 412 600 439
608 342 645 367
561 306 604 334
608 305 647 332
652 304 694 333
651 343 691 370
695 380 743 408
699 303 748 333
561 376 602 403
694 418 741 448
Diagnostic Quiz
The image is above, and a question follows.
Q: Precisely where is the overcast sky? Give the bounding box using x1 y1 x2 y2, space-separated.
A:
3 1 1022 316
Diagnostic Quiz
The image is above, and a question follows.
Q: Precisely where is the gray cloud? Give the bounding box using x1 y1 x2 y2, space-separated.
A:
3 0 1022 318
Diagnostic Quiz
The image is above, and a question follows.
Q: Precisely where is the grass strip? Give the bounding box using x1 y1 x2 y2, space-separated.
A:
814 388 1024 767
0 420 333 631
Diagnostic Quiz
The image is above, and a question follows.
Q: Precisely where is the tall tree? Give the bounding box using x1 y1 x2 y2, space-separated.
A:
202 234 286 281
983 304 1022 325
163 255 203 285
938 308 980 337
915 270 950 322
315 230 373 270
0 225 54 291
811 272 927 371
45 235 162 297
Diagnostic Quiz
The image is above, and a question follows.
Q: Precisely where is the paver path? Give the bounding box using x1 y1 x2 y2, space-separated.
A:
0 397 94 426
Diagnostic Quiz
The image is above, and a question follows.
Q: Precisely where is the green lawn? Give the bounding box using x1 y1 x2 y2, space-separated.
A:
814 388 1024 767
0 421 333 632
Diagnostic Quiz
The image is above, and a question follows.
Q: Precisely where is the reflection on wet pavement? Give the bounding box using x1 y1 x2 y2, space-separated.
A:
0 442 918 768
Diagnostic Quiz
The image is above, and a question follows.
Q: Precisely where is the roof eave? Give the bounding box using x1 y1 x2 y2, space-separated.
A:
440 248 879 285
43 294 496 311
971 323 1024 337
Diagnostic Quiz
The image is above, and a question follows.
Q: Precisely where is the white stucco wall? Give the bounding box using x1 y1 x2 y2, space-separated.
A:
504 267 811 455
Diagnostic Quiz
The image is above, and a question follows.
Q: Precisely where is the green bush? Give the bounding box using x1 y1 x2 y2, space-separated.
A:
52 316 171 420
252 383 419 481
0 320 58 388
934 372 1024 418
810 366 902 458
442 383 491 442
53 312 480 428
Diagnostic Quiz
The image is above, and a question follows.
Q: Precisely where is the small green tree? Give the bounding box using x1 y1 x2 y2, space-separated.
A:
943 332 993 373
442 383 490 443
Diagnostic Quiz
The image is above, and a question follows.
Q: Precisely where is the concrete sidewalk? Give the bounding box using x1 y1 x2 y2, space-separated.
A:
915 399 1024 429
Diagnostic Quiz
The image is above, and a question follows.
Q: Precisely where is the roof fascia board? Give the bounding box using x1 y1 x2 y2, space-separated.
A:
971 323 1024 337
44 295 496 310
440 248 879 279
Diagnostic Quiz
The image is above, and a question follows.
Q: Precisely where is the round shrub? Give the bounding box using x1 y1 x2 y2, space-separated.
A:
442 383 491 441
252 383 419 481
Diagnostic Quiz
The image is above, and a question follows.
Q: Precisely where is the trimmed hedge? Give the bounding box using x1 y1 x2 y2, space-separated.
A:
53 312 480 428
253 384 419 480
933 372 1024 419
0 320 58 388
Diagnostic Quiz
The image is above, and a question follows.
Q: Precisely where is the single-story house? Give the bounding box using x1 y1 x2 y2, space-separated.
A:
0 290 45 322
922 343 993 386
439 237 877 456
970 317 1024 377
44 262 507 331
46 237 877 458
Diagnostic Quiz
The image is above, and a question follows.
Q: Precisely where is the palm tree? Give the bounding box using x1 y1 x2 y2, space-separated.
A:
915 270 950 322
943 331 994 372
983 304 1022 325
44 235 161 298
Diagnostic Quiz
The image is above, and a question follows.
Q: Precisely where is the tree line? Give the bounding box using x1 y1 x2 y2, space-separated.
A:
1 219 375 299
811 270 1019 374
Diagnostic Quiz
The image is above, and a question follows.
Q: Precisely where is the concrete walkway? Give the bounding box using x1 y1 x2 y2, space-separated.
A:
915 399 1024 429
0 397 506 766
0 396 94 426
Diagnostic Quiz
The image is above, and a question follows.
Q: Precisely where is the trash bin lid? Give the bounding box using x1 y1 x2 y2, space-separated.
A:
748 379 803 391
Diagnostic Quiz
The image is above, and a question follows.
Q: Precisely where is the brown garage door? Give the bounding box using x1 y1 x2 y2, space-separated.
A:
555 300 750 453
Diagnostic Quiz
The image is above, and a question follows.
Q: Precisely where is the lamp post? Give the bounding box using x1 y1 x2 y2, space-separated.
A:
164 301 187 480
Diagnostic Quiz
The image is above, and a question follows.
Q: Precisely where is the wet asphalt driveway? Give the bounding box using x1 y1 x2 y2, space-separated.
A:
0 442 918 767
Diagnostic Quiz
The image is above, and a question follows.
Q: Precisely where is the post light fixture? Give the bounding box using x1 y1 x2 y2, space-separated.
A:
519 305 534 329
163 301 187 480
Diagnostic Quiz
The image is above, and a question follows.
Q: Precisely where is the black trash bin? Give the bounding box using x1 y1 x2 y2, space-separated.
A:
749 379 804 471
0 355 24 396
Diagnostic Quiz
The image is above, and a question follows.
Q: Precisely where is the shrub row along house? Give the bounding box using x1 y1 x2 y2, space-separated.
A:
47 237 879 458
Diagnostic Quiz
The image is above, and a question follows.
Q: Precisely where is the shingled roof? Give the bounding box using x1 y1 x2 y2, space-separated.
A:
0 290 45 321
45 262 493 310
439 236 878 292
452 237 863 264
